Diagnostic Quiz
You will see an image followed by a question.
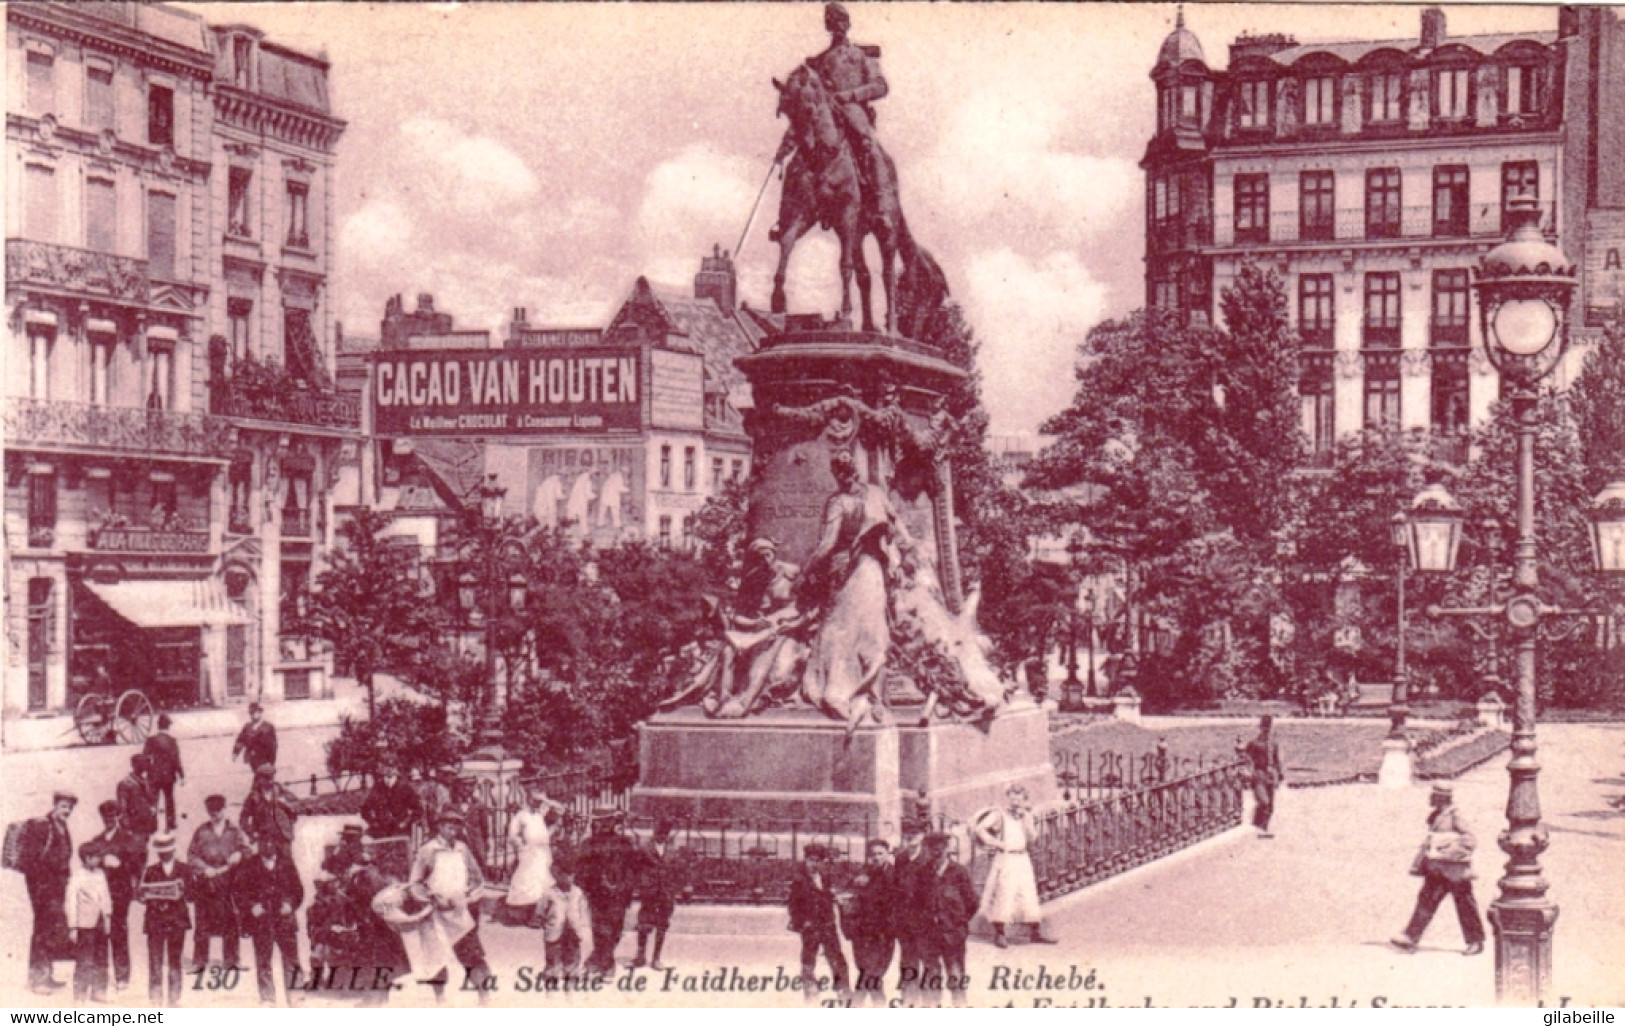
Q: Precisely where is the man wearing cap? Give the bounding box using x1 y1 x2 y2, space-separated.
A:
232 703 278 772
323 823 367 877
187 795 246 971
241 764 297 856
628 823 677 970
787 844 850 1000
19 792 77 993
916 833 977 1007
577 813 639 974
1242 715 1284 838
117 755 158 847
362 762 422 840
240 842 305 1004
1391 783 1486 956
889 825 926 1001
143 714 185 832
138 833 191 1006
83 800 145 991
410 812 492 993
842 838 897 1006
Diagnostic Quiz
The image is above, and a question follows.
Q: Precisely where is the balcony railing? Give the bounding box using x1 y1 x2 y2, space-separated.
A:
1214 202 1554 247
212 386 361 430
6 239 149 303
4 397 234 459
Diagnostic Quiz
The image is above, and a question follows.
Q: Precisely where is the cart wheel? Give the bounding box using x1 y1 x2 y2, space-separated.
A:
75 694 112 746
114 690 155 745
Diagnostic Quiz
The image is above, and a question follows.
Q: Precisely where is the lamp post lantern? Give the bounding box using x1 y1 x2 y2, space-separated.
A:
1588 480 1625 576
1060 533 1085 712
1378 511 1415 787
459 473 531 759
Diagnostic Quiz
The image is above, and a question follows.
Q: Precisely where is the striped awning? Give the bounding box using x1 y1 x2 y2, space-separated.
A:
84 578 252 628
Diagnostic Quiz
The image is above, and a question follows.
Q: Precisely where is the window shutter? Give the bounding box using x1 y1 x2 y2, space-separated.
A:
147 192 176 280
86 179 116 252
25 166 58 242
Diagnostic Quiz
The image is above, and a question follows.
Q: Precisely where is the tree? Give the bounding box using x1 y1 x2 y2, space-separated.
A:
296 507 446 718
1570 317 1625 492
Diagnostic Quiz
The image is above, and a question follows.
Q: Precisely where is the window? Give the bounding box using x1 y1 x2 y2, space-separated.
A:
1179 84 1199 122
682 515 694 549
85 178 116 252
229 300 252 361
147 83 173 147
228 459 252 534
1432 365 1470 435
147 340 173 411
1502 161 1538 228
1432 165 1469 237
659 445 672 489
232 37 253 88
1364 272 1402 346
1369 72 1404 122
27 328 53 400
86 65 114 131
1237 80 1270 130
283 308 317 382
146 192 176 280
226 625 248 699
25 165 58 242
26 50 54 115
1299 274 1335 345
28 473 58 542
1506 65 1539 116
658 516 672 548
1233 174 1269 243
282 474 311 537
712 457 724 489
683 447 697 490
228 167 252 238
1365 373 1401 429
26 578 52 711
1431 269 1470 345
90 335 112 406
731 459 744 482
1436 67 1470 119
1300 171 1335 241
1366 168 1401 239
285 181 309 247
1303 76 1336 126
1300 375 1335 461
1153 280 1177 310
152 477 178 518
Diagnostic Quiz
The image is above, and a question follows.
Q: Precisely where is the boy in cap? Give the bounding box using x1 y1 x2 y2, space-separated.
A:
787 843 850 1000
1391 783 1486 956
66 842 113 1002
232 703 277 772
138 833 191 1007
187 794 246 970
240 764 297 856
20 791 77 993
628 824 676 970
84 800 143 991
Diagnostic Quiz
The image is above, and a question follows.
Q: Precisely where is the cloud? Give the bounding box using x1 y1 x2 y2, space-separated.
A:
399 117 539 213
340 197 414 266
961 248 1108 436
635 144 758 278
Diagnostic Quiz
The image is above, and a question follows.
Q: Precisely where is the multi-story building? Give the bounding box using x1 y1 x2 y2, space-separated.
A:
1142 6 1624 465
3 3 352 734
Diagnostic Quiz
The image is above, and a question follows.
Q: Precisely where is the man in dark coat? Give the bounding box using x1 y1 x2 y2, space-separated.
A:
787 844 850 1001
139 833 191 1007
1242 715 1285 837
83 800 145 992
240 844 305 1004
186 794 246 970
916 833 977 1007
1391 783 1486 956
241 764 297 856
341 847 409 1003
19 792 76 993
232 703 278 772
142 714 185 832
117 755 159 846
360 764 422 840
628 824 677 970
842 838 896 1006
889 825 926 1000
577 814 639 974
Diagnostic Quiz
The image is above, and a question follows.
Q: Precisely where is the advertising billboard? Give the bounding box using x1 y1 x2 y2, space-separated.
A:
372 347 642 436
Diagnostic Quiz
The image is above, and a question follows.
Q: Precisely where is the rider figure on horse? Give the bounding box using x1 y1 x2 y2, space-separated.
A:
775 3 888 195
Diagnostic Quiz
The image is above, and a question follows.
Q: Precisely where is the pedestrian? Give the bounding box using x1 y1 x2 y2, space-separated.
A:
342 847 410 1004
117 755 158 846
307 876 359 986
889 824 926 1000
787 843 850 1002
83 800 143 994
540 858 592 977
240 843 304 1004
1390 783 1486 956
323 823 368 877
576 813 638 975
186 794 246 971
409 811 491 998
232 703 278 772
17 791 76 994
1243 714 1285 838
628 823 676 970
842 838 897 1006
138 833 191 1007
916 832 977 1007
142 715 185 833
66 843 113 1003
361 762 422 840
972 785 1056 947
499 782 560 927
240 764 297 856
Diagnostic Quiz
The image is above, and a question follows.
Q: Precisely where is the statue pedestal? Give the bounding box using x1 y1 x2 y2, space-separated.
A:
897 701 1057 823
1377 737 1413 788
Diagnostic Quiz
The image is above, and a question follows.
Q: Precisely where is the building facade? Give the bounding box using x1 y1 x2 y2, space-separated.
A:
1142 6 1624 464
4 2 352 729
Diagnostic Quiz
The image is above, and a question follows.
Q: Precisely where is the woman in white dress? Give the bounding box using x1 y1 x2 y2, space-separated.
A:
501 784 562 927
972 785 1057 947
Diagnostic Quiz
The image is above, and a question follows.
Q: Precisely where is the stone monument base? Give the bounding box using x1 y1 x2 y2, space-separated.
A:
1377 737 1413 788
899 701 1057 823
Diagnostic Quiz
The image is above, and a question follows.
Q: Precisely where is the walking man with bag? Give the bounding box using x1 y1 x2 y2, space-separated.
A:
1390 783 1486 956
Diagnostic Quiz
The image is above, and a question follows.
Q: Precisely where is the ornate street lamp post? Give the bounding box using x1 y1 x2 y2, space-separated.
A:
1060 534 1085 712
1379 508 1421 787
460 474 530 757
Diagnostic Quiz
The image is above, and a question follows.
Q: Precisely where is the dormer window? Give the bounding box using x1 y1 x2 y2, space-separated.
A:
232 36 253 88
1180 83 1200 123
1237 80 1270 130
1435 67 1471 119
1505 64 1539 116
1369 72 1404 123
1303 76 1336 126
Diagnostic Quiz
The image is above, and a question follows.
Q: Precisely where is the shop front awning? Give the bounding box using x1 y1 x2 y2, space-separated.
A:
84 578 253 628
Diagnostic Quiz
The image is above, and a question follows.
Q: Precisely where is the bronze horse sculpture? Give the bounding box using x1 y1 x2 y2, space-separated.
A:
770 64 948 339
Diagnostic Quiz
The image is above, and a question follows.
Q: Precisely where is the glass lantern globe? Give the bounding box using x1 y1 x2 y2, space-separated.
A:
1408 483 1464 574
507 572 528 612
1490 298 1559 357
1473 196 1577 384
457 571 478 612
1590 480 1625 576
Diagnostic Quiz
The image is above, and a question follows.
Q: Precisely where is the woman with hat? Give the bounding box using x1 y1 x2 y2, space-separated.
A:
500 782 563 927
971 785 1055 947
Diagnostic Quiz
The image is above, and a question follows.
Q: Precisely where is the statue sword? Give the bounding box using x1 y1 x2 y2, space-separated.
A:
735 150 788 260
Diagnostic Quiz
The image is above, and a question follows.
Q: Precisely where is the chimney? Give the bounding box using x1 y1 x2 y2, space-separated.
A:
694 243 737 313
1229 32 1298 62
1420 7 1446 49
417 293 435 313
513 307 528 326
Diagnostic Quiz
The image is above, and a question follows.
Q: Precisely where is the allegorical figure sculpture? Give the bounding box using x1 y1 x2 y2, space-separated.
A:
770 3 948 339
693 538 809 719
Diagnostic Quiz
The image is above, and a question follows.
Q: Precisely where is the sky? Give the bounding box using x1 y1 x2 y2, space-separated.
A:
180 2 1560 436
